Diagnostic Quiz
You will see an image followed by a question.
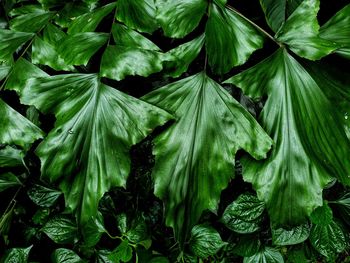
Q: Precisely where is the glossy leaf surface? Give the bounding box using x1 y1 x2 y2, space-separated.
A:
143 73 272 244
27 184 62 207
42 216 78 244
225 48 350 226
2 246 33 263
9 7 54 32
244 247 284 263
52 248 85 263
272 223 310 246
0 29 33 61
0 146 23 168
0 173 22 192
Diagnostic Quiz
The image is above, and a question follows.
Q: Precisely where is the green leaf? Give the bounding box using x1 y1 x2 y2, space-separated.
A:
100 24 163 81
125 216 149 244
58 32 108 66
32 24 74 71
115 0 158 34
116 213 128 235
96 250 114 263
52 248 85 263
259 0 303 32
0 173 22 192
2 246 33 263
163 34 205 78
224 48 350 226
232 235 261 257
320 4 350 59
275 0 337 60
83 211 106 247
309 221 347 259
0 200 16 239
109 240 133 262
27 184 62 207
0 146 23 168
244 247 284 263
68 2 116 34
55 2 90 28
189 224 226 259
0 29 33 61
0 64 11 81
142 73 272 244
272 223 310 246
205 3 264 74
10 7 54 33
21 74 172 235
330 192 350 221
42 215 78 244
155 0 207 38
221 194 265 234
310 203 333 225
0 99 44 150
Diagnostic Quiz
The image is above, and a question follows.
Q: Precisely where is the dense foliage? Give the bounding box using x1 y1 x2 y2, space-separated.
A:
1 0 350 262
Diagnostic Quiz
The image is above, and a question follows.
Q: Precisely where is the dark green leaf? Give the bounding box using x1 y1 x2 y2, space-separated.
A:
2 246 32 263
224 48 350 226
0 29 33 61
52 248 85 263
310 203 333 225
155 0 207 38
109 240 133 262
205 3 264 74
232 235 261 257
142 73 272 244
116 213 128 235
68 2 116 34
0 146 23 168
320 4 350 59
126 217 149 244
115 0 158 34
0 173 21 192
83 212 106 247
275 0 337 60
272 223 310 246
27 184 62 207
330 192 350 221
42 215 78 244
32 208 50 225
58 32 108 66
0 99 44 150
0 200 16 238
21 74 172 235
55 2 90 28
244 247 284 263
309 221 347 259
189 224 226 259
96 250 113 263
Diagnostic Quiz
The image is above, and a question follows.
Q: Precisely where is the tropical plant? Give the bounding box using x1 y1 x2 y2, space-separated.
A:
1 0 350 262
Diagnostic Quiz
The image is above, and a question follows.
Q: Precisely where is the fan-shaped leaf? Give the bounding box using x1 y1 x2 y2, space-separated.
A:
0 173 22 192
142 73 272 244
224 48 350 226
0 146 23 168
0 29 33 61
21 74 172 235
205 3 264 74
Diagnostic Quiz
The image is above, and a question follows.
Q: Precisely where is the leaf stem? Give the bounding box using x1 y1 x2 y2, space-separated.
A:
0 186 22 222
225 4 282 47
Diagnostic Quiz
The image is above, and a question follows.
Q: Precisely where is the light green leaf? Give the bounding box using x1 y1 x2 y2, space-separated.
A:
0 173 22 192
0 99 44 150
68 2 116 34
0 29 33 61
189 224 226 259
142 73 272 245
115 0 158 34
205 3 264 74
275 0 337 60
232 235 261 257
320 4 350 59
0 64 11 80
10 7 54 32
310 221 347 259
42 215 78 244
272 223 310 246
109 240 133 262
259 0 303 32
58 32 108 66
164 34 205 78
100 24 163 81
2 246 33 263
244 247 284 263
310 203 333 225
21 74 172 235
52 248 85 263
0 146 23 168
27 184 62 207
224 48 350 226
155 0 207 38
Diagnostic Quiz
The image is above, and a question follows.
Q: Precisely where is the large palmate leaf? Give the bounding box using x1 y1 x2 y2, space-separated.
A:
142 73 272 244
275 0 337 60
155 0 207 38
205 2 264 74
100 24 163 81
115 0 158 34
259 0 302 32
320 4 350 59
225 48 350 227
21 74 172 235
0 99 43 150
0 29 33 61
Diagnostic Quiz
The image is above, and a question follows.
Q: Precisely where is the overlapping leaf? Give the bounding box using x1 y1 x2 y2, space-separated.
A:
0 29 33 61
21 74 172 235
225 48 350 226
142 73 272 244
244 247 284 263
0 146 23 168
